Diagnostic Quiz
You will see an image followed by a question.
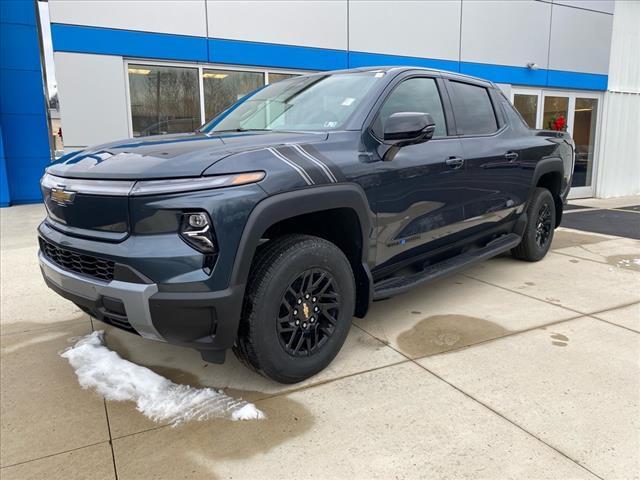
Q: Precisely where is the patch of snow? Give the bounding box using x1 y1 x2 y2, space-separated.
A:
61 331 265 425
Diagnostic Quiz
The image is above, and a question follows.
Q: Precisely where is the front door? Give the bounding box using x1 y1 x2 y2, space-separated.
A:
367 76 467 268
512 88 602 198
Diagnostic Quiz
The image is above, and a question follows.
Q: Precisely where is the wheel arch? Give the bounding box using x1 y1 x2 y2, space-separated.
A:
530 157 565 227
229 184 375 318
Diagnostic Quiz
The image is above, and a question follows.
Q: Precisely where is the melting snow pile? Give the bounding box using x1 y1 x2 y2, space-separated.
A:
61 331 265 425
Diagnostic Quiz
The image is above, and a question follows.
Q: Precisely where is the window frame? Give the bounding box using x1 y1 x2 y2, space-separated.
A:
123 58 308 137
365 72 455 143
443 78 505 138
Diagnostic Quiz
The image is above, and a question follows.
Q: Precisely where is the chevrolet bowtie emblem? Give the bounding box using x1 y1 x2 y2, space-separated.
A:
50 187 76 206
302 303 310 319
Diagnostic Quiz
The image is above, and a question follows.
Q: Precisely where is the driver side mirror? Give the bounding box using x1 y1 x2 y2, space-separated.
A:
383 112 436 146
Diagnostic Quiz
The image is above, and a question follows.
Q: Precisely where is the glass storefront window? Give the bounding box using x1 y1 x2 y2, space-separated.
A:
572 98 598 187
128 64 201 137
513 94 538 128
268 72 299 84
203 69 264 122
543 96 569 132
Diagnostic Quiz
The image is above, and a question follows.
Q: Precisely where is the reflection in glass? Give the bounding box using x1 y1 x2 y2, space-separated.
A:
203 69 264 122
543 96 569 131
513 94 538 128
202 72 383 133
572 98 598 187
128 64 201 137
268 72 299 84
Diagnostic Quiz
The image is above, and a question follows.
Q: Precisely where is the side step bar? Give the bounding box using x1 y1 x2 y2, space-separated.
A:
373 233 521 300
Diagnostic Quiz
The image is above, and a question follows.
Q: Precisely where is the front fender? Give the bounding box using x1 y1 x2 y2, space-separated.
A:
229 183 376 289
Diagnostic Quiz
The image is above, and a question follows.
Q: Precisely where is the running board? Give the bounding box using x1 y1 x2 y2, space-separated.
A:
373 233 521 300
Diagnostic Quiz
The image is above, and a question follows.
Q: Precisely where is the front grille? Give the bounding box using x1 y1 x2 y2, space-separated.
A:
39 237 115 282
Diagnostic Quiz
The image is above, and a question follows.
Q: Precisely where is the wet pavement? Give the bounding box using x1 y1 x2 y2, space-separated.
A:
1 196 639 479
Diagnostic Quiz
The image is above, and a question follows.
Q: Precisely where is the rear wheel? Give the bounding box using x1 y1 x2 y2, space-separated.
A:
512 187 556 261
233 234 355 384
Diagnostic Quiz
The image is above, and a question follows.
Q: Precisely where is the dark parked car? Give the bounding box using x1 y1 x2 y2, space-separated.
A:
39 67 574 383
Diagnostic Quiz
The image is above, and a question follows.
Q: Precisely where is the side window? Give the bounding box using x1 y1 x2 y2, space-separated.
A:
499 94 530 133
448 81 498 135
374 77 447 138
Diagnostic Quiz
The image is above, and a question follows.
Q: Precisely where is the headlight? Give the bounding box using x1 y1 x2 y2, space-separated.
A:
180 211 217 254
130 172 265 196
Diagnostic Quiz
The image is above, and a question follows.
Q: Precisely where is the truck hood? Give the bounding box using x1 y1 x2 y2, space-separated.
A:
47 131 328 180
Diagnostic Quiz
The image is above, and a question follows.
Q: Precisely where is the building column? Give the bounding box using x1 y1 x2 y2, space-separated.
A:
595 0 640 198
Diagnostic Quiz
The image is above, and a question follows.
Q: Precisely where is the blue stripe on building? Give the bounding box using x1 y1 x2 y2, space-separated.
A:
50 23 608 91
1 0 51 206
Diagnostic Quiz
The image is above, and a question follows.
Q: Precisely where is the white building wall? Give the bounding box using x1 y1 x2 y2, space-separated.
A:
55 52 129 148
49 0 207 37
348 1 460 60
207 1 348 50
548 4 613 74
461 1 551 69
595 0 640 198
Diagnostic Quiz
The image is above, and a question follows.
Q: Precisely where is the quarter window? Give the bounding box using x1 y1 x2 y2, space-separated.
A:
448 81 498 135
374 77 447 138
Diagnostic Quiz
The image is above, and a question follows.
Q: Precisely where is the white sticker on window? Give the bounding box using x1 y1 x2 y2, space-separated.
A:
341 97 355 106
324 121 338 128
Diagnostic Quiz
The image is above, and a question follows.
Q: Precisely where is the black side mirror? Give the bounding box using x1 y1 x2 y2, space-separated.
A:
383 112 436 146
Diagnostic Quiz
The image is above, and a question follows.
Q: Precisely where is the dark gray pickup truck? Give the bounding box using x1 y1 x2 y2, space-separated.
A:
39 67 574 383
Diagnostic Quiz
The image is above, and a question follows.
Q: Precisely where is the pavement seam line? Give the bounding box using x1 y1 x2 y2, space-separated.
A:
351 325 605 479
103 400 119 480
551 248 640 270
461 271 639 320
588 314 640 335
0 441 112 470
406 314 587 361
109 356 412 442
413 362 605 480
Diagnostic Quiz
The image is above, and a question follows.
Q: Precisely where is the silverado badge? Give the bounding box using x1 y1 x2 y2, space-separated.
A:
50 187 76 206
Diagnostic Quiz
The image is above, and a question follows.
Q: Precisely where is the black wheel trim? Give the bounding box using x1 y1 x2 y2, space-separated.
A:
535 202 553 249
276 268 341 357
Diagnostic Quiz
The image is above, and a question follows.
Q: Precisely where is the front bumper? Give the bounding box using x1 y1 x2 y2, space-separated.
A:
39 249 244 361
39 251 162 340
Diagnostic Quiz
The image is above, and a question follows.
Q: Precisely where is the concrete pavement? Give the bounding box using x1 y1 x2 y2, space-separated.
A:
1 198 639 479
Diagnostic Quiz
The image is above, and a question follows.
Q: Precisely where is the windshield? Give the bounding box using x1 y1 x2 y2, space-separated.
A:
201 71 384 133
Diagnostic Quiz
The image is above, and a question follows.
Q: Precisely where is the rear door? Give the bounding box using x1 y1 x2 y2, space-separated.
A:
445 79 528 231
367 75 467 268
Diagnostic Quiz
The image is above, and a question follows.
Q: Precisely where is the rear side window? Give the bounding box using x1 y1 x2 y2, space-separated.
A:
448 81 498 135
499 94 530 133
374 77 447 138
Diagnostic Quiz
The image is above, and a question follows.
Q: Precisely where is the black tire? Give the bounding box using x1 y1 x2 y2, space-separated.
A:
233 234 355 384
512 187 556 262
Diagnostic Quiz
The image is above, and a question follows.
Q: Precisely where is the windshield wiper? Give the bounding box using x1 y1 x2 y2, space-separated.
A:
211 128 272 133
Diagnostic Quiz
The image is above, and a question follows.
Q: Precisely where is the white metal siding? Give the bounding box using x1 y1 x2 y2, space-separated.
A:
49 0 208 37
207 0 348 50
55 52 129 148
461 0 551 68
548 4 613 74
348 0 461 60
595 0 640 198
552 0 615 15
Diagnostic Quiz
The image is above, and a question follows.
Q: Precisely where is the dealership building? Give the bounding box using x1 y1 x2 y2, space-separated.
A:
1 0 638 205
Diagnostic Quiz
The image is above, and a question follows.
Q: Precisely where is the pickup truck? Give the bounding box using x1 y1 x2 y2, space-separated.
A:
38 67 574 383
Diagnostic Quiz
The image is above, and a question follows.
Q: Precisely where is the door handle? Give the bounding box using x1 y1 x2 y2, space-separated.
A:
504 151 519 161
445 156 464 169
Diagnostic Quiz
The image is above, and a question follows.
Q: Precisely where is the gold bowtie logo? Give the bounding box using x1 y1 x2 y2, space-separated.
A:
302 303 310 319
50 187 76 206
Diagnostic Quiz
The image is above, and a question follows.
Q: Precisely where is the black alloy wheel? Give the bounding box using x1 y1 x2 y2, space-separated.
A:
277 268 340 357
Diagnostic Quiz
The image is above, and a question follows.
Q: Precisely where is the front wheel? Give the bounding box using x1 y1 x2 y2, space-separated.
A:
233 234 355 384
512 187 556 262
